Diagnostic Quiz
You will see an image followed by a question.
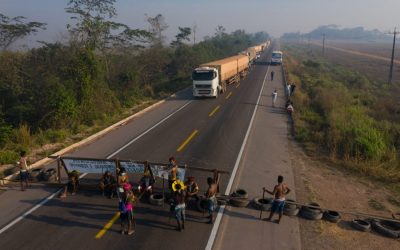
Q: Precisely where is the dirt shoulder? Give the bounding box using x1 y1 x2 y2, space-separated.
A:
289 138 400 249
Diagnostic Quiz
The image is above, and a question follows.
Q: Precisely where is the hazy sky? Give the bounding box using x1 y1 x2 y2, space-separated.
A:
2 0 400 46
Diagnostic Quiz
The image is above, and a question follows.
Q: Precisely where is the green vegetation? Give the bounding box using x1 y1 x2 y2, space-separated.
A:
283 43 400 184
0 1 269 165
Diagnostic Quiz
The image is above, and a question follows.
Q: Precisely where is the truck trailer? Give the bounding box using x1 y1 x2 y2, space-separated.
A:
192 55 249 98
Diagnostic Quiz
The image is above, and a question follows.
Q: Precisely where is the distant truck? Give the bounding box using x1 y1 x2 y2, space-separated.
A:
192 55 249 98
271 50 283 65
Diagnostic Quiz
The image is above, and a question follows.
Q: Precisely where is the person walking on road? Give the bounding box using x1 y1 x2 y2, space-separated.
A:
263 175 291 224
270 70 275 81
205 177 218 224
272 90 278 107
18 151 30 191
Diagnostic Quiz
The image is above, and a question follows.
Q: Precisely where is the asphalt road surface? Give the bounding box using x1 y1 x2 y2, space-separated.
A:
0 44 275 250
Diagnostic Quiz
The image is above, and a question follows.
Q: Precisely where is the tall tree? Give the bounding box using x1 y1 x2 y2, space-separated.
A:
145 14 168 45
65 0 150 51
0 13 46 51
171 27 191 47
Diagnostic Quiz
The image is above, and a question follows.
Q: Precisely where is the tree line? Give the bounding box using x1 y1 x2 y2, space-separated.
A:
0 0 269 164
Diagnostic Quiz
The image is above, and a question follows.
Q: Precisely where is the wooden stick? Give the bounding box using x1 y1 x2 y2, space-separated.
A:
259 189 265 219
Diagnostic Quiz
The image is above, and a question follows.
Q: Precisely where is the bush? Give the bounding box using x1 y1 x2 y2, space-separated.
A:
0 150 19 165
13 124 33 149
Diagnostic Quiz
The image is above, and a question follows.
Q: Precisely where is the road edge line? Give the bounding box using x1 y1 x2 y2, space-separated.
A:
205 65 270 250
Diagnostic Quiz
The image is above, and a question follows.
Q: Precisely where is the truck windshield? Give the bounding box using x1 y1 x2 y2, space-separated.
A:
272 53 282 59
192 70 216 81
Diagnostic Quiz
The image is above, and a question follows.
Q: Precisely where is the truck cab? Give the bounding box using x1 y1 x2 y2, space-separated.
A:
192 67 220 98
271 51 283 65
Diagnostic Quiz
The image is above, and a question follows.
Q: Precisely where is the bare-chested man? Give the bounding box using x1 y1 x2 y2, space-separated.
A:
263 175 291 224
206 177 219 224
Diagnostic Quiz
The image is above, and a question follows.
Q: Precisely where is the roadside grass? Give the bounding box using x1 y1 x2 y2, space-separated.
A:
283 42 400 194
368 198 386 211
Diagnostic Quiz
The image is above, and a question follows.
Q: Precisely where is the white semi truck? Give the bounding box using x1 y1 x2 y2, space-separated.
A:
192 55 249 98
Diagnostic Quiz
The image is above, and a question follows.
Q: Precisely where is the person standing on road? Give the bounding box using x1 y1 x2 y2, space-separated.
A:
263 175 291 224
290 84 296 96
205 177 218 224
18 151 30 191
167 156 178 195
286 83 291 96
270 70 275 81
272 90 278 107
119 183 136 235
173 189 186 231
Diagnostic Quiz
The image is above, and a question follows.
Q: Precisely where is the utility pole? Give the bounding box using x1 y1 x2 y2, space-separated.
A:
322 33 326 56
388 27 397 84
193 23 197 45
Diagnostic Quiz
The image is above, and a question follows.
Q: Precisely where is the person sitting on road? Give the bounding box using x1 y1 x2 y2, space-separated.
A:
60 170 79 198
205 177 218 224
184 176 199 202
119 183 136 235
263 175 291 224
117 167 129 194
99 170 116 198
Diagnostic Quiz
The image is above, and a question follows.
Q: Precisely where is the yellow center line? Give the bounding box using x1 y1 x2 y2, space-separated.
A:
225 92 233 100
177 130 199 152
209 105 220 117
236 82 240 88
95 212 120 239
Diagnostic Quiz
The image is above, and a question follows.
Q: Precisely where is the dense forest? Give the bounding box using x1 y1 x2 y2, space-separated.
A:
0 0 269 165
282 25 391 42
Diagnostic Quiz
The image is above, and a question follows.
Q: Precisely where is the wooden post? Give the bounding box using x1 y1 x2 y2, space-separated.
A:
259 189 266 219
162 175 165 208
57 157 61 184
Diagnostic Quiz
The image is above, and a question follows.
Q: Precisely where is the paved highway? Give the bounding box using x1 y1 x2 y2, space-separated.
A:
0 44 275 250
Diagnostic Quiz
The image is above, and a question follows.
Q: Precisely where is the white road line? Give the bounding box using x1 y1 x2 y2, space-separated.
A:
0 100 193 235
205 65 270 250
107 100 193 158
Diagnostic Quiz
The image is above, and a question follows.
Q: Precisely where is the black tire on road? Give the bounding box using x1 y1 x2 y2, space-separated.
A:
42 168 57 182
217 199 228 206
371 219 400 238
229 198 249 207
284 199 297 210
252 197 273 211
300 208 323 220
284 207 300 217
351 219 371 232
232 189 248 199
197 198 209 213
323 210 341 223
149 193 164 206
29 168 44 180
